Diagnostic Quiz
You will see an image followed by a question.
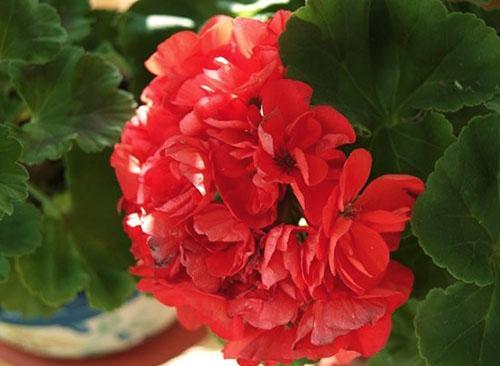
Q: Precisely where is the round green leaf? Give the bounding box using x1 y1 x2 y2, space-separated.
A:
66 148 135 310
16 149 135 311
416 281 500 366
370 112 456 178
0 262 57 318
11 47 136 164
280 0 500 130
17 216 89 306
412 115 500 286
0 125 28 219
0 0 66 64
41 0 91 42
0 202 41 257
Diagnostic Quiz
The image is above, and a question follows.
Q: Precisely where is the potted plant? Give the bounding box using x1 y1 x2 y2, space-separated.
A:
2 0 500 365
108 0 500 365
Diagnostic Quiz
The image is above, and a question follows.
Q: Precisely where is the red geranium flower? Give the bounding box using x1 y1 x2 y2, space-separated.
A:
111 11 424 366
255 80 355 186
137 135 213 223
322 149 424 294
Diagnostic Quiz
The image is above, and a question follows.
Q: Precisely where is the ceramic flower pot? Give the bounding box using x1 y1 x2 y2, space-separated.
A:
0 293 177 359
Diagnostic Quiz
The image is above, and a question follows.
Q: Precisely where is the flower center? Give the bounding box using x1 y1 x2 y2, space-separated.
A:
340 202 357 219
274 152 296 173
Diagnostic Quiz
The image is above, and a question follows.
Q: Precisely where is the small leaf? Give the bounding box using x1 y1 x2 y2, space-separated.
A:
0 0 66 64
66 148 135 310
412 115 500 286
415 281 500 366
0 263 57 318
446 1 500 32
368 300 426 366
41 0 91 42
11 47 136 164
0 202 41 257
17 216 89 306
280 0 500 129
0 125 28 219
370 112 456 178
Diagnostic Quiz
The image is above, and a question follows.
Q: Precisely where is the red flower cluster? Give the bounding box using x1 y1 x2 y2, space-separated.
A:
112 11 424 365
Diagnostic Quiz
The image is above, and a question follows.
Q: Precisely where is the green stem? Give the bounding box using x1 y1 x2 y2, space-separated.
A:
27 183 61 219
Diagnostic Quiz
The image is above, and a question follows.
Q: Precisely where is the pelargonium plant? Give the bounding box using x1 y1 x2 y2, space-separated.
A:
112 0 500 365
111 8 423 366
1 0 500 365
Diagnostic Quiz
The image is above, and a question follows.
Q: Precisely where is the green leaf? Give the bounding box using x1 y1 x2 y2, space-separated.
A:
415 281 500 366
280 0 500 130
0 255 10 283
287 359 315 366
17 149 135 310
0 263 57 318
11 47 136 164
17 216 89 307
0 202 41 257
446 1 500 32
0 0 66 64
412 115 500 286
66 148 135 310
449 0 493 7
393 235 455 299
0 125 28 219
368 300 426 366
370 112 456 178
81 10 120 50
41 0 91 42
0 68 25 126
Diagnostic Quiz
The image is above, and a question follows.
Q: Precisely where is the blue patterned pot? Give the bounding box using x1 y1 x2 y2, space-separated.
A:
0 293 176 358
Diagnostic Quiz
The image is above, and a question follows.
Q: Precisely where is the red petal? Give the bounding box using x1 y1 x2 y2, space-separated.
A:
310 298 386 346
339 149 372 209
199 17 233 53
356 174 425 212
336 223 390 294
357 210 409 233
349 314 392 357
312 105 356 146
147 281 244 340
145 31 200 76
261 79 312 123
193 204 249 242
293 149 329 186
327 216 352 275
228 289 298 330
361 261 414 313
233 18 268 58
176 306 203 330
288 113 322 150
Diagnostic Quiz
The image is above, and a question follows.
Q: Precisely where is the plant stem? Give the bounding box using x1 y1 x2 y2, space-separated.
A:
27 183 62 219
